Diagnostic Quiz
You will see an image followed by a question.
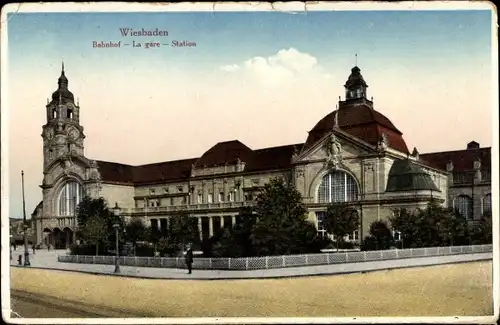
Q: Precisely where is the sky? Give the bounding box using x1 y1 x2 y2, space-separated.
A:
1 3 496 219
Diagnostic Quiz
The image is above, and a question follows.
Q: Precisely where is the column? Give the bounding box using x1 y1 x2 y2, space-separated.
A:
232 215 236 226
198 217 202 241
209 217 213 237
221 216 225 228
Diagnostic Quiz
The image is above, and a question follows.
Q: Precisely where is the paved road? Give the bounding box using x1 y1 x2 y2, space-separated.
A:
10 293 102 318
9 248 493 280
9 290 143 318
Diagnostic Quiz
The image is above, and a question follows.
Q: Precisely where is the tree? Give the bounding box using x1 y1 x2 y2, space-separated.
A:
81 217 107 255
364 220 394 250
470 211 492 244
323 203 360 251
157 236 170 256
249 177 320 256
390 200 472 248
165 213 201 256
76 197 124 250
389 208 420 248
125 218 149 247
207 206 257 257
211 228 239 257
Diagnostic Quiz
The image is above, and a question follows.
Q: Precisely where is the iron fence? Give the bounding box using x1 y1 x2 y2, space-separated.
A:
58 244 493 271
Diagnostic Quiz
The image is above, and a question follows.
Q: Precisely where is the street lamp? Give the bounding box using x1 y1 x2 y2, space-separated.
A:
113 202 121 217
113 223 120 273
112 203 122 273
21 171 30 266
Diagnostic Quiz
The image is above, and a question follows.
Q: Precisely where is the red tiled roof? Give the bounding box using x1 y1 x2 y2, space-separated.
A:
132 158 198 184
302 105 409 154
95 160 135 183
420 147 491 172
194 140 253 168
94 143 303 185
245 143 303 172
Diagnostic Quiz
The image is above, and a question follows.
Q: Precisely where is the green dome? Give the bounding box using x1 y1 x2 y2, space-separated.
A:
386 159 440 192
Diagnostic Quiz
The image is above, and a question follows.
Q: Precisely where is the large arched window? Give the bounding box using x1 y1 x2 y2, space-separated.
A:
455 195 473 219
58 181 85 216
317 170 359 203
483 193 492 215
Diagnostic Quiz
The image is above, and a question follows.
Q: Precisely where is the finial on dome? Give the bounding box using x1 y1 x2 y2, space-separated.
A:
62 61 65 73
355 53 358 66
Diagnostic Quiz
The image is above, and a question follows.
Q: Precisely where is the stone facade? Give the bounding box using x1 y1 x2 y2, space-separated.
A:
31 65 491 249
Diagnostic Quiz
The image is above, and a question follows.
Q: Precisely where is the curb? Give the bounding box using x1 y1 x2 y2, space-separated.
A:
10 254 492 281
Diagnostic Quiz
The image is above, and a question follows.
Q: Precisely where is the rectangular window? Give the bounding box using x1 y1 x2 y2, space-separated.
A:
197 194 203 204
182 197 187 205
219 192 224 202
208 193 213 203
393 230 401 242
315 212 327 238
228 192 235 202
244 193 253 201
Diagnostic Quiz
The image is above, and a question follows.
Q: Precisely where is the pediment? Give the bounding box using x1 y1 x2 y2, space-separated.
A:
293 129 375 163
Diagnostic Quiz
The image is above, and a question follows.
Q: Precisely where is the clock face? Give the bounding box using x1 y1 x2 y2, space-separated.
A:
45 128 54 140
68 127 79 140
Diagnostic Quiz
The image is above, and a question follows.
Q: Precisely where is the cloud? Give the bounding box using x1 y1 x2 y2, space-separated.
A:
220 48 322 87
220 64 240 72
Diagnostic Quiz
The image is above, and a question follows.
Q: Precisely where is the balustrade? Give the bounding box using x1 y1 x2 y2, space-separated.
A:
130 201 254 214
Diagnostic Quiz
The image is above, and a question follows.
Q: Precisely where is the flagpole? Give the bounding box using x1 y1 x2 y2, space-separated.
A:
22 171 31 266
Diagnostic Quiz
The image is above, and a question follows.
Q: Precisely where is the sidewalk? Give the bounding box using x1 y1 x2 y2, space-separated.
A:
9 248 492 280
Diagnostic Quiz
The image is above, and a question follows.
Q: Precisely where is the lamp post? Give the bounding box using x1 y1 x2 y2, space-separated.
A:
21 171 30 266
113 223 120 273
112 203 122 273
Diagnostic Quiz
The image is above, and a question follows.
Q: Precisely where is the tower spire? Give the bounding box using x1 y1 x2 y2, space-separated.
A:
355 53 357 66
62 61 65 73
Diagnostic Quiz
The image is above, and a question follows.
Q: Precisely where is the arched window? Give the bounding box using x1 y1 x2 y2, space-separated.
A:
483 193 492 215
455 195 473 219
57 181 85 216
317 170 359 203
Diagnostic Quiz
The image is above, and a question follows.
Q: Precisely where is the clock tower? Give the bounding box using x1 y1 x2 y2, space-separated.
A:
42 63 85 170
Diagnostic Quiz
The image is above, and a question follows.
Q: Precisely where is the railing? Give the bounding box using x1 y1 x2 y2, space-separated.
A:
130 201 255 214
58 244 492 271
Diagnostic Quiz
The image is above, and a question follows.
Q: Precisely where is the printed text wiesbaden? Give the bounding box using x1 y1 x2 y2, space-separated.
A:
119 28 169 37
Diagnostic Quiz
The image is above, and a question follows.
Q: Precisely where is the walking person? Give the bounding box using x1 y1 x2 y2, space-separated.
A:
185 244 194 274
32 244 36 254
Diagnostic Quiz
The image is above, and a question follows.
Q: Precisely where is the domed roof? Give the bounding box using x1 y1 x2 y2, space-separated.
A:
303 105 409 154
386 159 439 192
194 140 253 168
50 63 75 105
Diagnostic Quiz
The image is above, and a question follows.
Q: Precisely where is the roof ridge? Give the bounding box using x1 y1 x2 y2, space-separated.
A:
420 147 491 156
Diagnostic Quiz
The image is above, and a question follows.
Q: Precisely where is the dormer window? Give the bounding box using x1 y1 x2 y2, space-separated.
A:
52 109 57 119
67 109 73 119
